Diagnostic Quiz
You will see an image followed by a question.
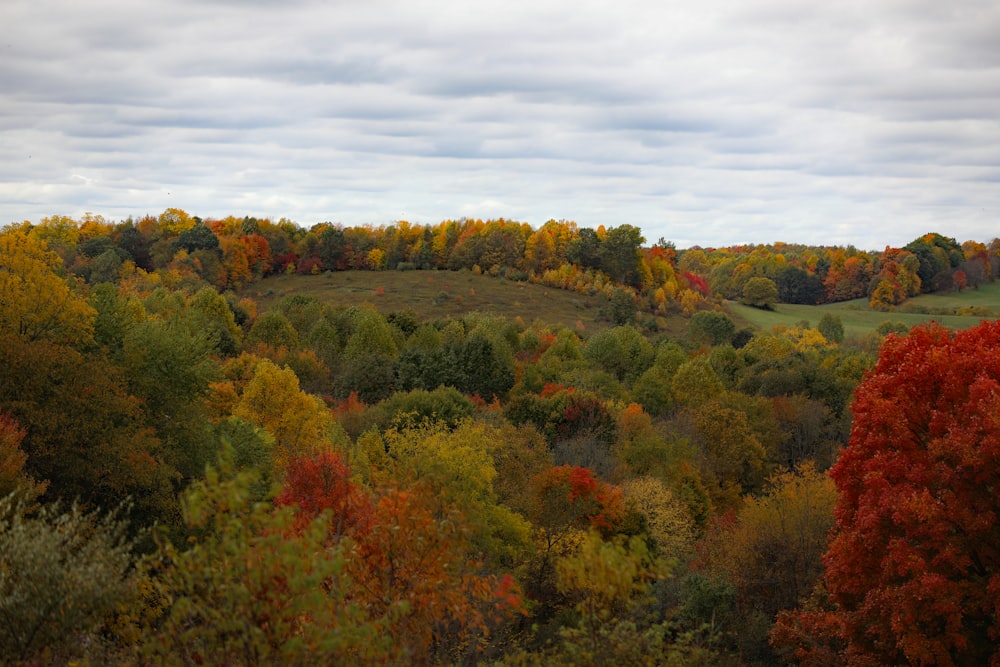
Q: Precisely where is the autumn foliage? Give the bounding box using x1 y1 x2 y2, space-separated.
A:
277 451 524 663
778 322 1000 665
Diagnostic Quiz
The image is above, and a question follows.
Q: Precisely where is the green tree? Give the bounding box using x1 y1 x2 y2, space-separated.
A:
138 459 392 665
905 232 962 292
189 286 242 356
247 310 299 350
456 331 515 400
672 356 725 407
123 316 221 481
689 311 736 346
741 276 779 310
602 286 638 325
173 221 221 255
817 313 844 343
583 325 655 385
775 264 823 305
566 227 603 270
600 224 646 287
370 386 475 431
0 498 134 665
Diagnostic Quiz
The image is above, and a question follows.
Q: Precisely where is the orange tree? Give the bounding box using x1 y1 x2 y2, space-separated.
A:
780 322 1000 665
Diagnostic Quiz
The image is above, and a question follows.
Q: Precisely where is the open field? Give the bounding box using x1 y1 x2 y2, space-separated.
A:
728 281 1000 338
247 270 1000 341
245 269 617 335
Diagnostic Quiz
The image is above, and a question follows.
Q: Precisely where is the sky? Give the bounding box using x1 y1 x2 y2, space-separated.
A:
2 0 998 250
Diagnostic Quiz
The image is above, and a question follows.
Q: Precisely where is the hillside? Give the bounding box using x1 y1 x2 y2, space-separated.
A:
247 269 628 336
249 269 1000 341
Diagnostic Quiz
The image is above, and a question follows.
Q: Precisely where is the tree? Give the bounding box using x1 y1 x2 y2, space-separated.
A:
528 465 625 552
689 311 736 346
696 463 836 662
584 325 655 385
817 321 1000 665
359 421 533 568
602 286 638 325
173 222 221 255
672 356 725 407
247 310 299 350
455 331 516 400
0 226 96 344
233 358 340 467
188 287 242 356
0 411 47 505
599 224 645 287
566 227 602 270
681 399 770 508
905 232 962 293
817 313 844 344
122 315 221 481
621 476 695 561
139 459 392 665
741 277 779 310
776 265 823 305
0 498 134 664
0 336 176 524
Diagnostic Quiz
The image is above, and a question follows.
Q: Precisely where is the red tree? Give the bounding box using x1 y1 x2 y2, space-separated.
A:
276 450 371 535
815 322 1000 665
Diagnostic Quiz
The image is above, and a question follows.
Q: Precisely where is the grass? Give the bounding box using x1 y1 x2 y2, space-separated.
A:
728 281 1000 338
245 269 617 335
245 270 1000 341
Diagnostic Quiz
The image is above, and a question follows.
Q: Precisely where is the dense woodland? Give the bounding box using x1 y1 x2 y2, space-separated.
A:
1 211 998 665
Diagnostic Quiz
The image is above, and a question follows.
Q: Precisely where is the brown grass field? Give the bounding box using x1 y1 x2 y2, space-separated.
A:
245 269 618 335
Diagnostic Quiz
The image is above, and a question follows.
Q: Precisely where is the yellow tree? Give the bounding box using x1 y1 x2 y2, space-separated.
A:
233 358 340 468
0 226 95 344
158 207 196 235
621 476 696 562
524 228 559 274
30 215 80 264
697 463 836 661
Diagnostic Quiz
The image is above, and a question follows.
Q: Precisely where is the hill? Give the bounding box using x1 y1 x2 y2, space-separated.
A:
245 269 621 335
248 269 1000 340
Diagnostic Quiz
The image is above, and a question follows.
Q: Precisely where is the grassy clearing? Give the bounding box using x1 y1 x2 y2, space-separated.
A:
728 280 1000 337
245 270 616 335
245 271 1000 341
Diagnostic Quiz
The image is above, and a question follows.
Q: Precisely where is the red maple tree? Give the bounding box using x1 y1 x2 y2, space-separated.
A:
783 322 1000 665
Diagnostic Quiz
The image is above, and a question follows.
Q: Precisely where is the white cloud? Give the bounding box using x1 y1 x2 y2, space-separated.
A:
1 0 998 248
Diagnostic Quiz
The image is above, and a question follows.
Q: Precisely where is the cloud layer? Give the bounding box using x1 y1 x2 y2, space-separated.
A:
3 0 999 248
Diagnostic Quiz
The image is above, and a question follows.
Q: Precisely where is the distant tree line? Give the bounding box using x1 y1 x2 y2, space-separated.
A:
20 211 997 322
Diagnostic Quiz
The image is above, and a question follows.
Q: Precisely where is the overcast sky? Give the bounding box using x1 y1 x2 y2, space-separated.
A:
2 0 998 249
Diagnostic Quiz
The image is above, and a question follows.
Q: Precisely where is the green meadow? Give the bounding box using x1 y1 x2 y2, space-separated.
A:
728 280 1000 338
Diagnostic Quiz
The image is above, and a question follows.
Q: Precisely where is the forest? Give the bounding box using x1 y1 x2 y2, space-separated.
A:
1 210 998 665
